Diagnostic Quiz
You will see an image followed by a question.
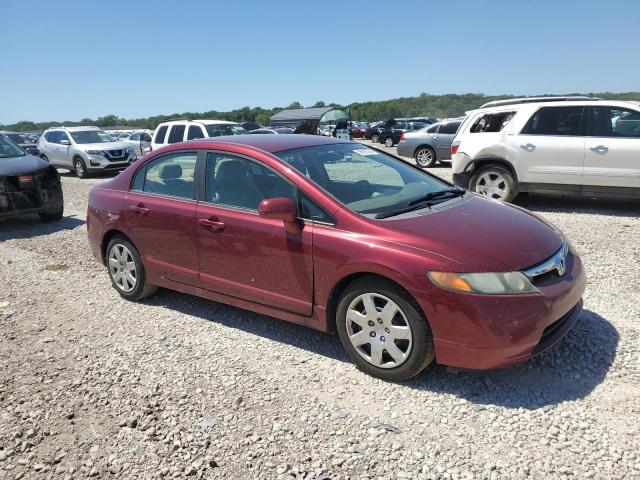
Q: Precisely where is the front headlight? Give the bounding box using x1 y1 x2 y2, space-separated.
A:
86 150 105 156
428 271 539 295
125 147 132 154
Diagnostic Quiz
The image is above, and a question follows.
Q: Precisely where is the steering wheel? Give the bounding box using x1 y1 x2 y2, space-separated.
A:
354 180 373 198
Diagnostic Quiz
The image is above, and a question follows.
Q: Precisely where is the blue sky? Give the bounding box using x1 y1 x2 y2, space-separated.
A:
1 0 638 124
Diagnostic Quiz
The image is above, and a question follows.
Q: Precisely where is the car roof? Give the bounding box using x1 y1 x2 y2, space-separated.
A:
469 99 640 114
46 126 101 132
190 134 351 153
157 119 238 127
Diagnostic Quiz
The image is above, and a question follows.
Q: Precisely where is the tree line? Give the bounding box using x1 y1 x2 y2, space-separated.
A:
4 92 639 132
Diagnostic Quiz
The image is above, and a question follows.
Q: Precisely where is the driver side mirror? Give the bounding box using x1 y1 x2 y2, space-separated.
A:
258 197 301 233
60 139 70 146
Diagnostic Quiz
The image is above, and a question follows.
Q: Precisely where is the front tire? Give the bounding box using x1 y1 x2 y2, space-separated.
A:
415 146 437 168
106 236 158 301
73 157 88 178
336 277 435 381
469 164 516 202
39 182 64 222
370 134 379 143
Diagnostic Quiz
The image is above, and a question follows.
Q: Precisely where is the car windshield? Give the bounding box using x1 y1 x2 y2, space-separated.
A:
205 124 247 137
275 143 454 218
70 130 115 144
0 135 26 158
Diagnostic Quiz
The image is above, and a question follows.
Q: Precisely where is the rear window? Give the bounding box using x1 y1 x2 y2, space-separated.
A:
521 106 584 136
439 122 461 135
470 111 515 133
154 125 168 144
167 125 186 143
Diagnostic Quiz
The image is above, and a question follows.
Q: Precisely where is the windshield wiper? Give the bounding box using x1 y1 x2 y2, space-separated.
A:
375 188 465 219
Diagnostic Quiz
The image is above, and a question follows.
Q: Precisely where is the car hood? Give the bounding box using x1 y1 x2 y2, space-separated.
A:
0 153 49 176
382 194 563 272
79 142 129 150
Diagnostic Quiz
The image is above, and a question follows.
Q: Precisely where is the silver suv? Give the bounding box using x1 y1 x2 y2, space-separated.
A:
38 126 136 178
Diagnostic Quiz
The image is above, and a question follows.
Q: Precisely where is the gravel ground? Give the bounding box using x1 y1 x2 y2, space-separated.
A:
1 155 639 480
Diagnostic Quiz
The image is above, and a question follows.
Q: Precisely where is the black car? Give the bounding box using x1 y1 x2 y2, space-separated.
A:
0 134 63 222
363 122 385 142
241 122 262 132
0 131 39 155
378 121 428 147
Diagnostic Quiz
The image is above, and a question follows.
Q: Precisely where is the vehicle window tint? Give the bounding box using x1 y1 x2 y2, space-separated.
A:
58 132 70 143
187 125 205 140
439 122 461 135
299 192 334 224
205 152 294 211
426 124 439 133
142 152 197 199
470 111 515 133
45 131 59 143
131 165 146 191
154 126 168 144
130 133 140 141
590 106 640 138
167 125 186 143
521 107 583 136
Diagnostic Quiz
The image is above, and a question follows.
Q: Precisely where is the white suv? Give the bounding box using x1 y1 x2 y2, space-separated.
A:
151 120 246 151
38 126 136 178
451 97 640 202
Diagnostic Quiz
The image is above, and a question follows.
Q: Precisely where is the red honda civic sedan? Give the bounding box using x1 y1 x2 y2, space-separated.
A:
87 135 586 381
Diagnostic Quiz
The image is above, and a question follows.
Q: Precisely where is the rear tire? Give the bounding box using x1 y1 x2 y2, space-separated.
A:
469 164 516 202
336 277 435 381
415 146 437 168
106 235 158 301
384 136 394 147
73 157 88 178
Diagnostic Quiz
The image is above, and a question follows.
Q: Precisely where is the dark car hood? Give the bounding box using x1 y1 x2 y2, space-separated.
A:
0 154 50 176
384 194 563 272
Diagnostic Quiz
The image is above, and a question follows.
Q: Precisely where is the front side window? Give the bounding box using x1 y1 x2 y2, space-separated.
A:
69 130 114 144
187 125 205 140
154 125 168 144
205 153 294 210
167 125 186 143
470 111 515 133
139 152 197 199
590 106 640 138
521 106 584 136
44 131 59 143
275 143 450 218
58 132 71 144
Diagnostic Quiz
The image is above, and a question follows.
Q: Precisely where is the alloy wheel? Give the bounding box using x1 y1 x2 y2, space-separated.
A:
371 134 379 143
345 293 413 369
108 244 137 293
384 137 394 147
416 148 434 167
476 171 508 199
74 159 85 177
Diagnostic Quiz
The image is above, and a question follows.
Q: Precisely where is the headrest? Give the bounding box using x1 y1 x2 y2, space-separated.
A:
159 163 182 180
216 160 246 181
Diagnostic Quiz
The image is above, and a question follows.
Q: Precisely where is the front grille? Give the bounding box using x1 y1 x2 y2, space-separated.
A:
108 149 124 157
522 242 569 284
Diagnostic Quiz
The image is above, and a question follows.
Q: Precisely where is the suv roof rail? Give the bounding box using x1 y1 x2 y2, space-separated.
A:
479 96 601 109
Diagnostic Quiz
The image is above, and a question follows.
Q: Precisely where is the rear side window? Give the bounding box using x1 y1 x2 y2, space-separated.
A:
140 152 198 199
589 106 640 138
168 125 186 143
521 106 584 136
187 125 205 140
154 126 168 144
426 124 439 133
470 111 515 133
439 122 461 135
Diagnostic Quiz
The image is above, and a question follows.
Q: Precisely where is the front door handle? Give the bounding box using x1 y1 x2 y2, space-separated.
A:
520 143 536 152
590 145 609 154
129 204 149 216
199 217 225 232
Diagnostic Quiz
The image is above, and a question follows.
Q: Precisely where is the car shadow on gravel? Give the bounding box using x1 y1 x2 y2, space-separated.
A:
513 195 640 218
148 290 617 409
407 309 619 408
0 215 85 241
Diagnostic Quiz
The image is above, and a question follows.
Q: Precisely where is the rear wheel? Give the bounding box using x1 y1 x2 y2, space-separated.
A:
384 136 394 147
469 164 516 202
370 133 380 143
336 277 435 381
106 236 158 301
415 146 437 168
73 157 88 178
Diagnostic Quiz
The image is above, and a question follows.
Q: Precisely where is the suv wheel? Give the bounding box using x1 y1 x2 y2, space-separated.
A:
470 165 516 202
73 157 88 178
370 134 380 143
384 137 394 147
415 147 437 168
106 236 158 301
336 277 435 381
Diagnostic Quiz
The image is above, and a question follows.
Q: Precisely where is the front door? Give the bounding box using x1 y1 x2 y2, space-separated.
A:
515 106 585 187
196 151 313 316
125 150 201 287
583 105 640 189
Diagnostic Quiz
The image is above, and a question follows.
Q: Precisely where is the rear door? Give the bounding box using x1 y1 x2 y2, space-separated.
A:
125 150 201 287
583 105 640 189
515 106 585 188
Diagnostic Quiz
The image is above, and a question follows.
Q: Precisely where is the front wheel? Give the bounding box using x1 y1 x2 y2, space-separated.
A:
370 134 379 143
469 165 516 202
336 277 435 381
106 236 158 301
39 182 64 222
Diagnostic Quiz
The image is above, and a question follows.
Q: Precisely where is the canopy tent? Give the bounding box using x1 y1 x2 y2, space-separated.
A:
269 107 348 128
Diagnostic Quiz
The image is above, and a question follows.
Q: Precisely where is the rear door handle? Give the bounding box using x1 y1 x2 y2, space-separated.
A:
520 143 536 152
129 204 149 215
199 217 225 231
590 145 609 154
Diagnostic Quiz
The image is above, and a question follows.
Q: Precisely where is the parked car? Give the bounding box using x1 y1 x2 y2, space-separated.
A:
120 132 152 156
151 120 246 151
38 126 136 178
362 122 385 141
0 131 39 155
318 124 334 136
0 134 63 222
249 128 295 134
241 122 262 132
379 121 429 147
406 117 439 125
87 135 585 381
397 119 463 167
451 97 640 201
350 122 366 139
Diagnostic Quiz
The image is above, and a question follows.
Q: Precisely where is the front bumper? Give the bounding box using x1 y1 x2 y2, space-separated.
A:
411 251 587 369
